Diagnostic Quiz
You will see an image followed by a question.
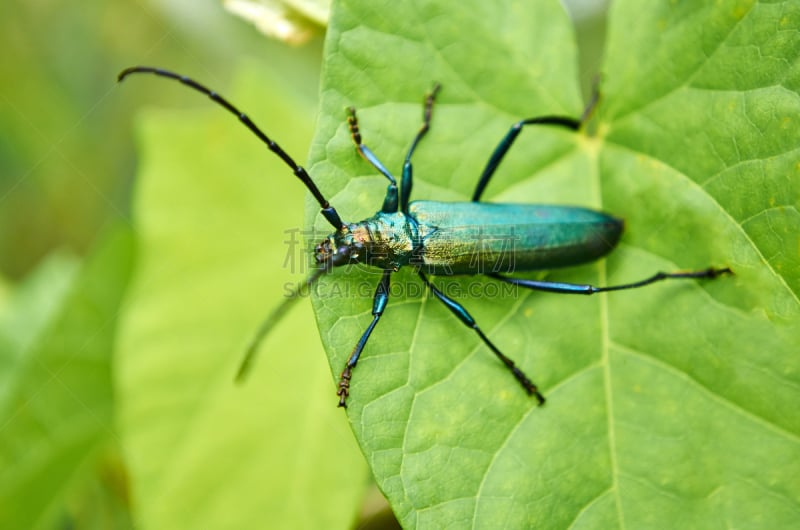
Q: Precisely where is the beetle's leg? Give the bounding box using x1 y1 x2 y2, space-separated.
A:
488 267 732 295
471 82 602 202
418 271 545 404
472 115 581 202
117 66 345 230
400 84 441 213
337 269 392 407
346 107 399 213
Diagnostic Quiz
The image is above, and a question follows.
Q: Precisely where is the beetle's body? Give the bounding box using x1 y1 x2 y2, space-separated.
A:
118 66 729 408
324 202 623 275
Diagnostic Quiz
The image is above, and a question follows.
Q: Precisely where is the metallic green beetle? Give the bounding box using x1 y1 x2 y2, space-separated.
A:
118 67 730 407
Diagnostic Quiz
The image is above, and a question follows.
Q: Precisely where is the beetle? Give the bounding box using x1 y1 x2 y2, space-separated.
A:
118 66 731 407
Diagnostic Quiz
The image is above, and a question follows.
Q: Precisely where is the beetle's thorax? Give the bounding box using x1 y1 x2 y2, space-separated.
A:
314 211 418 270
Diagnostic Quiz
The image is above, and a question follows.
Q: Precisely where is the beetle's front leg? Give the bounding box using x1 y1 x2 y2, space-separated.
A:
337 269 392 407
346 107 399 213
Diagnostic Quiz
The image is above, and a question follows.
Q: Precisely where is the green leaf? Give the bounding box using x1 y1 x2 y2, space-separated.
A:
0 230 133 529
117 61 367 530
309 0 800 528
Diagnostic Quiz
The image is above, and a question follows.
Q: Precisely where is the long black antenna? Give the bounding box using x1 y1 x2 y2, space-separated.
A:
234 239 358 381
118 66 345 230
235 265 330 382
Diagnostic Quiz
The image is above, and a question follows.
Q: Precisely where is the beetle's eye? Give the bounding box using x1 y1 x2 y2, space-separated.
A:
314 240 333 263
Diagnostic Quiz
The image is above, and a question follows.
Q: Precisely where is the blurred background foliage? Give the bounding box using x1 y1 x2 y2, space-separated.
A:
0 0 608 528
0 0 326 280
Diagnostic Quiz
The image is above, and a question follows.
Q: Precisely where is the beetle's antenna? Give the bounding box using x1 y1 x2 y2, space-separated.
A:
117 66 345 230
235 265 330 382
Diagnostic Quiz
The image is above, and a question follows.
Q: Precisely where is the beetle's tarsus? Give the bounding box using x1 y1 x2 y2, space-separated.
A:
337 367 352 408
513 367 545 405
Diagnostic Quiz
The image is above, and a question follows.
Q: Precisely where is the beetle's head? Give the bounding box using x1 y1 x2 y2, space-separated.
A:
314 225 366 268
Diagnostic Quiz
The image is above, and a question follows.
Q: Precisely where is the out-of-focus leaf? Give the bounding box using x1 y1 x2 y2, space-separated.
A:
223 0 330 44
0 252 79 372
0 229 134 529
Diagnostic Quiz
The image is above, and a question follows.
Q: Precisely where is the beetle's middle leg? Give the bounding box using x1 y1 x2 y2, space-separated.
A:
399 84 441 213
418 270 545 404
337 269 393 407
471 83 602 202
472 83 600 202
472 115 581 202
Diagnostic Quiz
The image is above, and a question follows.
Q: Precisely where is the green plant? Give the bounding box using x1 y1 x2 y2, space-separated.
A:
307 0 799 527
99 1 799 529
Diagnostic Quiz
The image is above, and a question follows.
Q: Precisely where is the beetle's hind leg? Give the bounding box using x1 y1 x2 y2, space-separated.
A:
487 267 732 295
418 271 545 404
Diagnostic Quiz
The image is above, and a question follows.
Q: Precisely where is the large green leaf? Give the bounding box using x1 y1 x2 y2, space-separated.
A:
117 61 367 529
308 0 800 528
